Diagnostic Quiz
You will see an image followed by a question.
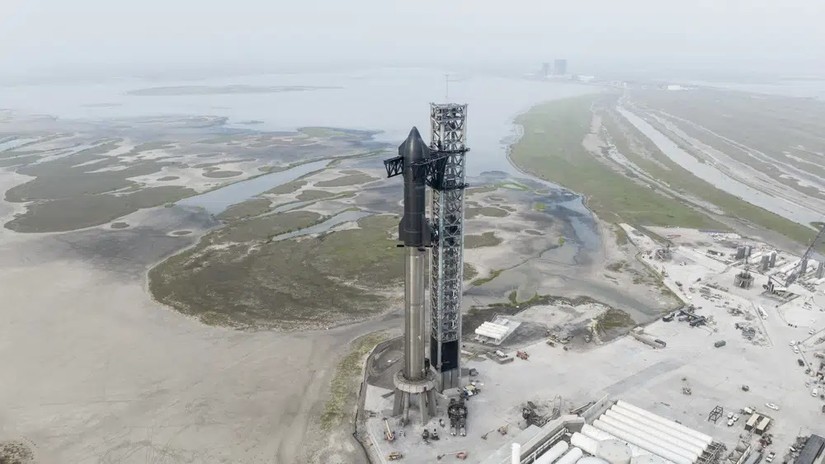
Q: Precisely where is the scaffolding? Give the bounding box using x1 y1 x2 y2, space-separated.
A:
429 103 469 391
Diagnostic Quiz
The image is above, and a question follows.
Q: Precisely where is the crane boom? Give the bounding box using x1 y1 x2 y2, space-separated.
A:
785 223 825 286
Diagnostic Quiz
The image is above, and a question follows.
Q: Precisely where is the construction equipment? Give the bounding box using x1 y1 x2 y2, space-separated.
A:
448 398 467 436
766 224 825 295
388 451 403 461
497 425 508 435
437 451 468 460
516 350 529 360
383 418 395 442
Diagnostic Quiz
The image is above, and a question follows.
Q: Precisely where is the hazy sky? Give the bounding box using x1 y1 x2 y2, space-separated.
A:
2 0 824 77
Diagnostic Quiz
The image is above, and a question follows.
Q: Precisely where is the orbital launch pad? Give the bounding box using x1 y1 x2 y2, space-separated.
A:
383 104 469 423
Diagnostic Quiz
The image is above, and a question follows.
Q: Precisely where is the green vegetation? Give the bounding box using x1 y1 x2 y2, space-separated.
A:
471 268 504 286
510 96 723 229
558 236 566 246
297 189 335 201
595 308 635 335
157 176 180 181
603 110 817 244
533 202 546 212
464 232 502 249
465 206 509 219
217 198 272 221
110 222 130 229
149 214 403 329
614 224 630 246
202 170 242 178
315 172 378 188
265 179 307 195
6 186 194 232
463 263 478 281
321 331 389 430
214 210 322 243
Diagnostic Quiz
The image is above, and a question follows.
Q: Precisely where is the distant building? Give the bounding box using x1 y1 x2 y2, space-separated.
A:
553 59 567 76
541 62 550 78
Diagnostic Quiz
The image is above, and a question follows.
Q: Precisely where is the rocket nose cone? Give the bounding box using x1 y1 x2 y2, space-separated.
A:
399 126 428 162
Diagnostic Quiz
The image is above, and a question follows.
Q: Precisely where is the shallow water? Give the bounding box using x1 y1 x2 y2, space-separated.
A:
177 159 328 214
619 107 820 226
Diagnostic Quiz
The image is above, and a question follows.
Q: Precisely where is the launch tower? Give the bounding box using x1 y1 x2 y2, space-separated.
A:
428 103 468 391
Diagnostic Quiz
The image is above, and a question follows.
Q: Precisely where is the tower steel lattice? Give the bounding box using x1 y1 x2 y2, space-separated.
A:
428 103 468 391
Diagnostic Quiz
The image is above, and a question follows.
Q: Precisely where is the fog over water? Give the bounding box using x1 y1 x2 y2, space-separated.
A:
0 69 596 176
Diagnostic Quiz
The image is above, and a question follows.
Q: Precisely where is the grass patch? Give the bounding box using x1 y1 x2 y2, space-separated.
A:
321 331 389 431
595 308 635 335
509 95 723 229
297 189 335 201
316 172 378 188
472 268 504 286
202 170 242 178
217 198 272 221
265 179 308 195
463 263 478 281
149 214 403 329
603 109 815 245
464 232 502 249
533 202 546 212
614 224 630 246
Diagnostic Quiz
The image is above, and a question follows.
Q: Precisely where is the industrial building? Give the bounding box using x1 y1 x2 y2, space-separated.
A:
795 435 824 464
482 400 721 464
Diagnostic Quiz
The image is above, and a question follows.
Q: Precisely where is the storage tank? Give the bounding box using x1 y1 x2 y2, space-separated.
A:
608 406 710 449
631 454 667 464
598 415 699 461
578 458 610 464
535 441 570 464
572 433 600 456
593 420 692 464
603 410 706 455
582 424 612 441
606 407 709 450
581 425 647 457
615 401 713 444
555 447 584 464
597 439 632 464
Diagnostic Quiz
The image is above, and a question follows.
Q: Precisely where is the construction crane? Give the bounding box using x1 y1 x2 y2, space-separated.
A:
765 223 825 293
784 223 825 287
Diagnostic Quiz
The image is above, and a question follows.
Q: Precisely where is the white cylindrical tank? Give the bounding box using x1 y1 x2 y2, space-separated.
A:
598 416 698 462
513 443 522 464
602 410 705 456
578 458 610 464
632 455 668 464
556 447 584 464
572 433 600 456
615 401 713 444
593 420 692 464
535 441 570 464
597 439 632 464
581 425 646 458
582 424 612 441
607 407 710 450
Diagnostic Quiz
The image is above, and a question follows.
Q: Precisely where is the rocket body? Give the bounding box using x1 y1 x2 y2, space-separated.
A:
398 127 430 381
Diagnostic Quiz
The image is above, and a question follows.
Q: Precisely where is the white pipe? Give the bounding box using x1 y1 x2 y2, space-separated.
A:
513 443 522 464
615 401 713 444
606 407 709 450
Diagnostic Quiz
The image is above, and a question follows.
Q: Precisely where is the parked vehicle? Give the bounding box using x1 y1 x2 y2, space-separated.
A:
765 402 779 411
